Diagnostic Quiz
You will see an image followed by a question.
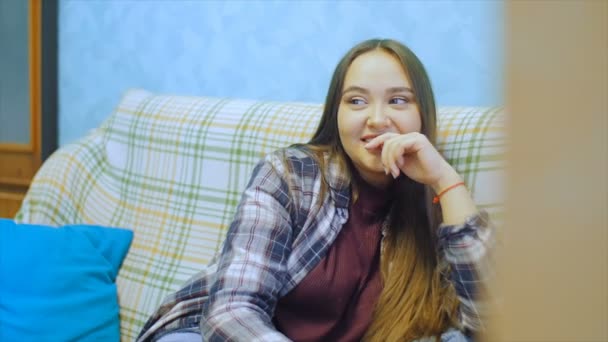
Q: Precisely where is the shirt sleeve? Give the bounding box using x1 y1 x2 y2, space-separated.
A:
437 210 495 333
201 154 295 342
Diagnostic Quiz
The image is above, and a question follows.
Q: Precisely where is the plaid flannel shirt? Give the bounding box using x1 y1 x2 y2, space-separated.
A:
136 145 494 342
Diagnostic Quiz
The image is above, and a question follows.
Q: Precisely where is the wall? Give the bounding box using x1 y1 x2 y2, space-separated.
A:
59 0 503 145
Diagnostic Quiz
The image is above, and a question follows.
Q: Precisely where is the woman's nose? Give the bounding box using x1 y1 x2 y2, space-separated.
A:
367 107 390 128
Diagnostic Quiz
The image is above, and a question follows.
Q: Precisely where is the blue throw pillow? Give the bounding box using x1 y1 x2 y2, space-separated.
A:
0 218 133 341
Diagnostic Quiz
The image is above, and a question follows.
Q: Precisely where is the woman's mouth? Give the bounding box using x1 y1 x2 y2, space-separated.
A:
361 134 380 143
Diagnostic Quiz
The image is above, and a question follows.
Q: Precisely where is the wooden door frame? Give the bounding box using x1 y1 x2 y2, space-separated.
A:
0 0 56 217
0 0 41 155
0 0 41 186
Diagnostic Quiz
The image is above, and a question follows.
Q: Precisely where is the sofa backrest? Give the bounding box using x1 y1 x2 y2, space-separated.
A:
16 89 506 340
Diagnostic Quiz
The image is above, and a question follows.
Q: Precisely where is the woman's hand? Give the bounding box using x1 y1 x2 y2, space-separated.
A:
364 132 460 192
365 132 478 224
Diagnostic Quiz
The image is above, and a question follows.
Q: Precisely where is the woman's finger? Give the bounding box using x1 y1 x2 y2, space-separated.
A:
380 137 394 176
382 136 407 178
364 132 397 149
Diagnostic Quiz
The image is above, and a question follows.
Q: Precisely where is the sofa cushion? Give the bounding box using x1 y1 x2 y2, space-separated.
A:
0 219 133 341
15 89 506 340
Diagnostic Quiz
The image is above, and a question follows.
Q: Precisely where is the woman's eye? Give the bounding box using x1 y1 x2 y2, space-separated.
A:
349 97 367 105
389 97 409 105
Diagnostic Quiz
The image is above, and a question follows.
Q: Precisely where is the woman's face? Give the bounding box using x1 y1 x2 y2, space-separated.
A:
337 49 422 188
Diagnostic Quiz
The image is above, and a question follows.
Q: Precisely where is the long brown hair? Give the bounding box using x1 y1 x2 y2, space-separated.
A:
308 39 459 341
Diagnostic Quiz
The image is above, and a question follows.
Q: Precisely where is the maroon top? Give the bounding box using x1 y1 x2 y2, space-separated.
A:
273 177 392 341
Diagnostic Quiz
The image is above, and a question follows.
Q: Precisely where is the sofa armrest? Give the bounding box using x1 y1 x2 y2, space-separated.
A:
16 129 106 226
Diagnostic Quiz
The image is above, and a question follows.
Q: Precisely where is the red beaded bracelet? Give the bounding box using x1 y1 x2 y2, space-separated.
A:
432 181 466 204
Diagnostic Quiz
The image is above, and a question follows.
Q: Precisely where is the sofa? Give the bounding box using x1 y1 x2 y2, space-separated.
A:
14 89 506 341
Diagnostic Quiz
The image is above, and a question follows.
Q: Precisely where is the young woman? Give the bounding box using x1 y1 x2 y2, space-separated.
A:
137 38 493 342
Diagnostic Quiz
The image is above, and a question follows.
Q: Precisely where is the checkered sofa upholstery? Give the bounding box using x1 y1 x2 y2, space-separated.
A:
16 89 506 340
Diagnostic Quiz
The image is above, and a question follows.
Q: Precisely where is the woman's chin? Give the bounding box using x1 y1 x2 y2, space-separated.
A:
354 166 393 187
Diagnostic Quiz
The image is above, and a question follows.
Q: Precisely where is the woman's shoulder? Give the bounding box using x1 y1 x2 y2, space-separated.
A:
264 144 323 176
264 144 349 193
